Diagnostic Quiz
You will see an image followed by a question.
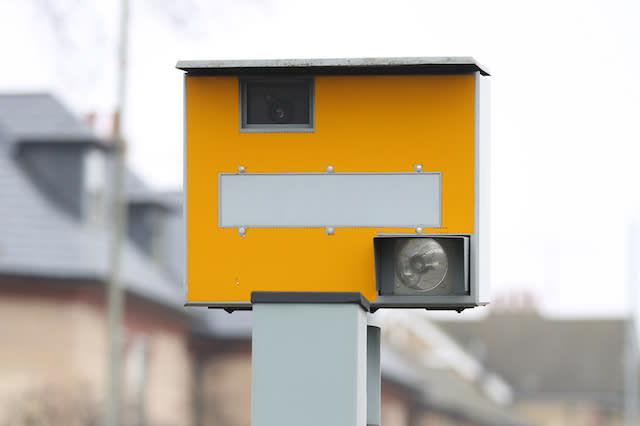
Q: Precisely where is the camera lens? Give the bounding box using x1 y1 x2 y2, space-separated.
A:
269 99 293 124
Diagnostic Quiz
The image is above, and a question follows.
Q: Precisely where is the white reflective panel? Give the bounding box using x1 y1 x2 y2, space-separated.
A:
219 172 441 228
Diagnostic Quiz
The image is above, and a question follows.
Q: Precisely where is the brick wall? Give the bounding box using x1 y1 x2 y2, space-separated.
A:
515 399 632 426
0 276 192 426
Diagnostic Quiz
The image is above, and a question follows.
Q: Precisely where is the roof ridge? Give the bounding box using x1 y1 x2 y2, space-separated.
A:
0 92 56 98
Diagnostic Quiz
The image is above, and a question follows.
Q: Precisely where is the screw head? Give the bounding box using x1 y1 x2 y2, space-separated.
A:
326 165 334 173
238 227 246 237
238 165 246 173
414 164 423 172
415 227 423 234
326 226 335 235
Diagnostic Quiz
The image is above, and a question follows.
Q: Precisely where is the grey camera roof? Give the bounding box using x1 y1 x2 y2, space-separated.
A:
176 57 490 76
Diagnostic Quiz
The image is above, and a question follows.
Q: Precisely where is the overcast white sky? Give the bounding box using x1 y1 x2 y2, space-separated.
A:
1 0 639 318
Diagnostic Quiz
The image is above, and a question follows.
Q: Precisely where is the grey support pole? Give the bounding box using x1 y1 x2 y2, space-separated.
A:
366 325 381 426
105 0 129 425
251 292 369 426
625 221 638 426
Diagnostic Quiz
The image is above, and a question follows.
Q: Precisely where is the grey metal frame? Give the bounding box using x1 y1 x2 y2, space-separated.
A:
474 71 491 305
177 56 491 76
181 62 490 310
239 76 315 132
185 301 251 310
472 71 480 308
183 75 188 304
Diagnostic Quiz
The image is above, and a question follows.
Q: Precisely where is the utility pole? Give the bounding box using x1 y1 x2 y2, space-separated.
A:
104 0 128 424
625 219 638 426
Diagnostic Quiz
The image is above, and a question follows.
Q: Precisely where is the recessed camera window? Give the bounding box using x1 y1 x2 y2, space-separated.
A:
241 78 314 130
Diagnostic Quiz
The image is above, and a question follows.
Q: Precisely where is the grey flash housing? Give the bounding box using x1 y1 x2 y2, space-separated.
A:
372 234 484 312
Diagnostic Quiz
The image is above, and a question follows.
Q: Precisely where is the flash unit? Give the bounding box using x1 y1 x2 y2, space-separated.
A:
373 234 478 311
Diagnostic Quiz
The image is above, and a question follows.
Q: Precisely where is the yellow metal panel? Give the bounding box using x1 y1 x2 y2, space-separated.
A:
186 74 475 302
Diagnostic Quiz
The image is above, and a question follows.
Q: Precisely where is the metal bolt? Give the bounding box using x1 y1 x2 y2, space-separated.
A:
326 226 335 235
238 227 246 237
238 165 246 173
414 164 423 172
415 227 423 234
326 165 334 173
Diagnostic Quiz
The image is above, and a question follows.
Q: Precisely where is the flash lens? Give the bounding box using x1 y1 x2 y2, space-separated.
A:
395 238 448 291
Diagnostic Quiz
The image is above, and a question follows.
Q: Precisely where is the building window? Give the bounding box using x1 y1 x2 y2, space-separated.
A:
148 206 166 265
124 334 148 426
240 77 314 131
84 148 106 227
127 203 167 266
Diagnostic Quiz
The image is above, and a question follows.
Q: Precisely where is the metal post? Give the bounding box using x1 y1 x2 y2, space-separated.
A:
105 0 128 424
367 325 381 426
251 292 368 426
625 220 638 426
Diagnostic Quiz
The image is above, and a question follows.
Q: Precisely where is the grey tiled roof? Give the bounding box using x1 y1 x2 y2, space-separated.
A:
436 312 630 409
161 191 185 284
191 309 252 339
0 96 182 310
381 344 531 426
0 94 96 142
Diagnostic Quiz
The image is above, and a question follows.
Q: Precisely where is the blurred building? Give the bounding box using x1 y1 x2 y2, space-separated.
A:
437 309 638 426
0 93 528 426
0 94 190 426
